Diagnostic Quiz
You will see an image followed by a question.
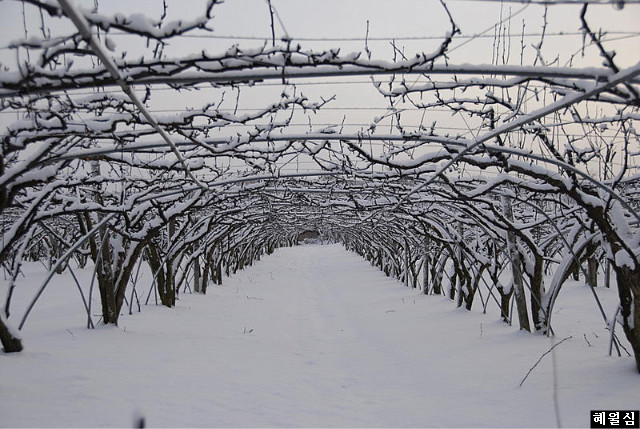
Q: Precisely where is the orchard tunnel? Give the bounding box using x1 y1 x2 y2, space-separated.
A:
0 0 639 377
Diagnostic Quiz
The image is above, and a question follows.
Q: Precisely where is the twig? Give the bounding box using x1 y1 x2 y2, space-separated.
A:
609 306 622 357
265 0 275 47
519 336 572 387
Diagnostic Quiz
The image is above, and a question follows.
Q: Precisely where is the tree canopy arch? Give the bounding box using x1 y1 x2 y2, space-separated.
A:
1 0 639 372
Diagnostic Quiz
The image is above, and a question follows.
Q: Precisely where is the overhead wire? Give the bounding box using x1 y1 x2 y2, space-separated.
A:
4 28 638 50
97 30 640 42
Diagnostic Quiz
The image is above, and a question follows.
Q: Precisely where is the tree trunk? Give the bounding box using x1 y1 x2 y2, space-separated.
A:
0 314 23 353
431 253 446 295
216 251 223 284
112 244 144 324
147 242 174 308
403 239 410 287
530 255 545 331
193 255 201 293
614 265 640 372
497 285 513 323
502 195 531 332
587 254 598 288
571 264 580 281
422 253 429 294
464 264 486 311
449 263 457 301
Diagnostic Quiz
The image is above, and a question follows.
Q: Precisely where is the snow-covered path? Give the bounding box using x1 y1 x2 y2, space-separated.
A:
1 244 637 427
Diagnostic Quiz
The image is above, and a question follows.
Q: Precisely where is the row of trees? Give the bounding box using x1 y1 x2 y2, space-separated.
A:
0 0 639 372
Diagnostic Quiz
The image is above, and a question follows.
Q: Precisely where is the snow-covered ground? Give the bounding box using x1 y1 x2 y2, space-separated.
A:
0 244 637 428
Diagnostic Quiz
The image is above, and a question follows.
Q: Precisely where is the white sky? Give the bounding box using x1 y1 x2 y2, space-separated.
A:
2 0 637 65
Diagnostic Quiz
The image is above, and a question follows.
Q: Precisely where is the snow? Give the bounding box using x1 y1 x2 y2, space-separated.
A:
615 249 637 270
0 244 637 428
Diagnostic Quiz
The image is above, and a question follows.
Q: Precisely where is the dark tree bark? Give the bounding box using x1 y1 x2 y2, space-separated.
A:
502 195 531 332
614 265 640 372
193 255 201 293
0 314 23 353
497 285 513 323
587 252 598 288
529 254 545 331
146 242 175 308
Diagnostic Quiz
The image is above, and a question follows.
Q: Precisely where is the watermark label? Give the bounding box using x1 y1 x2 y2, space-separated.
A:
591 410 639 428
